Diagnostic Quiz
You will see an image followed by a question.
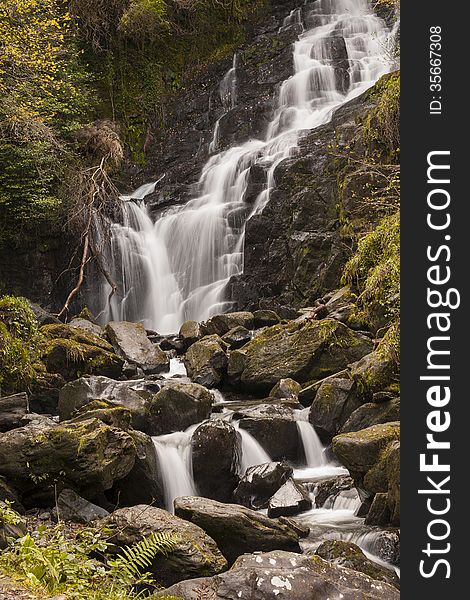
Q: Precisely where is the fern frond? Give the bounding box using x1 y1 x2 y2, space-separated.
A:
109 531 180 582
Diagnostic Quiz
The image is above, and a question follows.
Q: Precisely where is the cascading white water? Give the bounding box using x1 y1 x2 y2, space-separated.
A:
295 409 327 468
153 430 197 512
96 0 395 334
236 426 272 473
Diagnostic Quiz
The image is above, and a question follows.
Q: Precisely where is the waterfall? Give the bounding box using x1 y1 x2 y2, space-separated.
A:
236 425 272 473
153 430 197 512
295 409 327 468
95 0 394 333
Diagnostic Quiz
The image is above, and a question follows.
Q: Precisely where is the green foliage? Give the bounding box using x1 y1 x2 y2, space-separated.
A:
363 72 400 161
0 295 42 393
0 519 180 600
342 211 400 330
0 500 23 526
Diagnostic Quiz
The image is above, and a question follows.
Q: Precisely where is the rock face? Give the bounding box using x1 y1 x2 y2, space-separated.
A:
191 420 241 502
339 398 400 434
316 540 400 589
267 478 312 517
227 320 373 393
309 378 362 442
350 350 398 401
156 550 400 599
253 309 281 328
269 378 302 400
69 318 104 338
179 320 204 350
174 496 301 565
333 422 400 525
204 312 254 336
108 430 164 508
106 321 169 374
58 376 151 432
333 422 400 476
0 393 28 432
56 489 109 524
237 404 300 462
101 505 227 586
221 326 251 349
147 383 213 436
233 461 293 509
184 335 228 388
0 419 136 506
40 324 124 381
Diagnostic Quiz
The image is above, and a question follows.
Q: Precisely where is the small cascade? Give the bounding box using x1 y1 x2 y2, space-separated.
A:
209 54 238 154
236 425 271 473
295 410 326 468
323 488 362 511
153 430 197 512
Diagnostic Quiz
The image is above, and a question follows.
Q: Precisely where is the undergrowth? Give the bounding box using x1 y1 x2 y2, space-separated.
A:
0 512 181 600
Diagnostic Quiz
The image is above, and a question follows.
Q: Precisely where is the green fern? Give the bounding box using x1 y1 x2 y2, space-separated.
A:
108 531 180 583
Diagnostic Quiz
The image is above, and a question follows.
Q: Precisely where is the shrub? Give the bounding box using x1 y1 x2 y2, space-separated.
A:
342 211 399 331
0 515 181 600
0 296 42 393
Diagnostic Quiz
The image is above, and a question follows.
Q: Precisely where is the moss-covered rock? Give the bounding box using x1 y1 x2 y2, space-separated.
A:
339 398 400 434
147 382 213 436
100 504 228 586
309 378 362 442
0 418 136 506
174 496 301 565
106 321 169 375
332 422 400 475
203 312 254 336
316 540 399 589
184 335 228 388
228 319 373 393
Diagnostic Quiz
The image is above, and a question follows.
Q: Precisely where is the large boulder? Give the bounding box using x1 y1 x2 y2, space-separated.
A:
106 321 169 374
55 489 109 524
184 335 228 388
156 550 400 599
108 430 164 507
147 383 213 436
314 475 355 508
58 376 152 432
340 399 400 434
227 319 373 393
332 422 400 476
267 478 312 518
237 404 301 462
221 326 252 349
69 318 105 338
233 461 293 509
40 324 124 381
174 497 301 565
350 350 398 401
0 393 28 432
191 420 241 502
269 378 302 400
333 422 400 524
316 540 400 589
203 312 254 336
253 309 280 328
100 505 227 586
0 419 136 506
309 378 362 442
179 320 204 350
386 441 400 526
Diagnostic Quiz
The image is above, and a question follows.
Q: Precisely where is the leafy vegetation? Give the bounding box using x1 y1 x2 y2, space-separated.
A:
0 295 42 394
0 511 181 599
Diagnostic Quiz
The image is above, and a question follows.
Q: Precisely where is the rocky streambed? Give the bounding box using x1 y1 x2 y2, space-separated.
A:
0 288 400 598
